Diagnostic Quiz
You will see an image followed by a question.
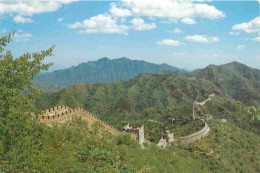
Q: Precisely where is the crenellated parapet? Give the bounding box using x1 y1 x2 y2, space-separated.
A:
30 106 137 139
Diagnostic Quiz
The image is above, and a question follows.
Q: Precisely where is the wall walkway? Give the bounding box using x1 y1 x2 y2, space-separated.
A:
175 120 210 144
31 105 137 140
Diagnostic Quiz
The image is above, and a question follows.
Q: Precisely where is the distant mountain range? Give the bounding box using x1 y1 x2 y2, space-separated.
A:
34 57 183 86
35 61 260 110
34 58 260 107
35 61 260 133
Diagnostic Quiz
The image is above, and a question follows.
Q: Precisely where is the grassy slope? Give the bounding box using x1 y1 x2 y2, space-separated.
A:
193 120 260 173
2 118 259 172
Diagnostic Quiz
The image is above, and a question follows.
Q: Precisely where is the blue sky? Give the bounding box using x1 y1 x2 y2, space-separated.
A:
0 0 260 71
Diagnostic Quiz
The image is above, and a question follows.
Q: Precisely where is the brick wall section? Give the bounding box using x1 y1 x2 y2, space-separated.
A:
175 119 210 144
31 106 137 140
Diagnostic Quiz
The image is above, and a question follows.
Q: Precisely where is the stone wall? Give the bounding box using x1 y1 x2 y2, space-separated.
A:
175 120 210 144
31 106 137 139
32 106 210 147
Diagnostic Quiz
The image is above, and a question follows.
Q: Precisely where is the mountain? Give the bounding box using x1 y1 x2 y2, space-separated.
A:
35 59 260 107
35 62 260 134
38 70 259 134
33 63 260 172
192 61 260 106
34 57 183 86
35 71 226 116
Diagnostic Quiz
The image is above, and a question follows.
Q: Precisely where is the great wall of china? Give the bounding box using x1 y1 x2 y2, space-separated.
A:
175 119 210 144
157 94 214 147
157 119 210 147
32 97 212 148
30 105 138 141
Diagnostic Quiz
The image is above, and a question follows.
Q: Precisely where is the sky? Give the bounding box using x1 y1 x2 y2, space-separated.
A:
0 0 260 71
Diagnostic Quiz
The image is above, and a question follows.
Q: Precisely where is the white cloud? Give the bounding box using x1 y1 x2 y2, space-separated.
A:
232 16 260 33
121 0 225 19
181 17 196 24
13 32 33 42
160 18 178 24
168 28 181 34
57 18 63 23
13 15 33 23
109 3 132 17
131 18 156 30
68 14 129 35
229 31 239 36
184 35 219 43
252 37 260 42
157 39 181 46
0 0 78 17
237 45 245 50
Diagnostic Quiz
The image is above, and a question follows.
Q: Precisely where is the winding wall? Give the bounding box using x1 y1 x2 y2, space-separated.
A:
175 120 210 144
31 106 210 146
31 105 137 139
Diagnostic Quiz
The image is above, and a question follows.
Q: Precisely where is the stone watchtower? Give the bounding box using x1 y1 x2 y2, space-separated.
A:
123 123 146 147
138 125 145 147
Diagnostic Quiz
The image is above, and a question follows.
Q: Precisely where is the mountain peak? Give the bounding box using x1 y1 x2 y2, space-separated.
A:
97 57 110 62
35 57 180 86
118 57 130 60
226 61 244 66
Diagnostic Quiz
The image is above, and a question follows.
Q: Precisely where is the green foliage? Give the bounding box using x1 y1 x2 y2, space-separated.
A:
204 97 260 133
35 68 260 136
192 62 260 106
0 32 54 165
0 32 54 116
35 72 222 125
1 118 259 172
235 101 260 121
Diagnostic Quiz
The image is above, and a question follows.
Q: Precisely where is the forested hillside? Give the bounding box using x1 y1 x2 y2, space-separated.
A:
35 71 225 120
33 69 260 172
35 70 260 134
34 57 182 86
192 62 260 106
33 81 63 93
35 58 260 107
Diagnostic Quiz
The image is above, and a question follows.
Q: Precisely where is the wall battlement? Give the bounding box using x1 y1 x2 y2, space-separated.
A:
31 106 137 139
31 106 209 147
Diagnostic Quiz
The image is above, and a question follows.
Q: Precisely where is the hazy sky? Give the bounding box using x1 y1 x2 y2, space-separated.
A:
1 0 260 70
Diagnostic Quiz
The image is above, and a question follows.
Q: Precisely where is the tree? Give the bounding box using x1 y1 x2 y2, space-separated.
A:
235 101 260 121
0 32 54 165
0 32 54 116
